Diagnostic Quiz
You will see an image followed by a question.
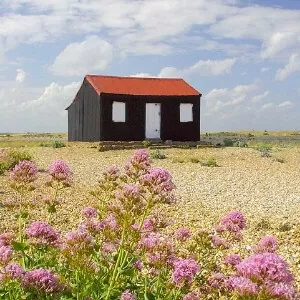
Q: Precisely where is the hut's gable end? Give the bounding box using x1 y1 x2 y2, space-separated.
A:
67 79 100 141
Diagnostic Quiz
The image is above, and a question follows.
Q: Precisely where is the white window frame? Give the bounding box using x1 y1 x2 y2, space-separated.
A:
180 103 193 122
112 101 126 122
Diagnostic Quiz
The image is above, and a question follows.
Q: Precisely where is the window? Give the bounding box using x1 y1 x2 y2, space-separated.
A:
112 101 126 122
180 103 193 122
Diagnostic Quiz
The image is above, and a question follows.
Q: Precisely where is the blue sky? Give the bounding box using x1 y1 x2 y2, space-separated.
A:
0 0 299 133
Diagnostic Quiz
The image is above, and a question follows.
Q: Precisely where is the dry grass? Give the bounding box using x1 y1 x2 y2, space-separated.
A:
0 138 300 287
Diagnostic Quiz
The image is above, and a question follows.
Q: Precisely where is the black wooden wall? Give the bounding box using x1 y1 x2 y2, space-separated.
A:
100 94 201 141
67 82 201 142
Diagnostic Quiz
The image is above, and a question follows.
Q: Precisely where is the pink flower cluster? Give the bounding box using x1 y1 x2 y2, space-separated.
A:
124 149 151 177
0 263 25 282
220 210 246 233
82 206 98 219
223 254 242 267
228 252 296 298
26 221 60 246
22 269 63 293
0 233 14 247
174 227 191 242
141 167 175 195
254 235 279 253
182 290 201 300
48 160 72 185
10 160 38 184
120 289 137 300
0 246 13 265
172 258 200 286
103 166 120 181
62 229 94 256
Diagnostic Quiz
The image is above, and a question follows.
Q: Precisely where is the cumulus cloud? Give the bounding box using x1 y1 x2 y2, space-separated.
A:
0 80 80 132
278 101 293 108
49 36 114 76
252 91 269 102
275 54 300 80
261 102 274 110
131 58 236 79
15 69 26 83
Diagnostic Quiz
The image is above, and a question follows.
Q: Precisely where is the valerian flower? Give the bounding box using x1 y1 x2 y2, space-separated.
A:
48 160 72 186
172 258 200 286
10 160 38 184
22 269 64 293
26 221 59 246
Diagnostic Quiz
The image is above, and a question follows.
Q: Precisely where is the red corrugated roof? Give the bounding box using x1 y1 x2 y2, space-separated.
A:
85 75 200 96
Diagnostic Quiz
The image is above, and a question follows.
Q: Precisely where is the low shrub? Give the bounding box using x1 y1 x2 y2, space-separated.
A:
142 140 152 148
201 157 218 167
233 140 248 148
39 142 52 147
150 149 167 159
223 138 234 147
52 140 66 148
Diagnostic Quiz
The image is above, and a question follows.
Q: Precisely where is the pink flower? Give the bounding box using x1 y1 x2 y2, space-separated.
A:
22 269 63 293
120 289 137 300
265 282 297 299
224 254 242 267
254 236 279 253
124 149 151 176
211 235 230 249
208 272 227 289
62 229 94 256
0 246 13 265
220 210 246 232
227 276 259 296
103 166 120 181
174 227 191 242
0 233 14 247
102 242 117 254
172 258 200 286
236 253 294 284
10 160 38 184
182 290 201 300
48 160 72 185
133 260 144 271
82 206 98 219
142 167 175 194
140 233 161 251
26 221 59 246
0 263 25 281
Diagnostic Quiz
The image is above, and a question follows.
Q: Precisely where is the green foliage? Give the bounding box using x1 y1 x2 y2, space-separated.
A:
255 218 272 230
52 140 66 148
223 138 234 147
39 142 52 147
233 140 248 148
142 140 152 148
150 149 166 159
200 157 218 167
8 149 33 167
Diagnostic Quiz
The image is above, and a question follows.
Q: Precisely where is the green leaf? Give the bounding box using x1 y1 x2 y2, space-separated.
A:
12 241 29 251
47 204 57 213
144 292 156 300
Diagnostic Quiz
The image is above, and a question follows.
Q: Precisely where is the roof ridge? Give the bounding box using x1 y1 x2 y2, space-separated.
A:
86 74 184 81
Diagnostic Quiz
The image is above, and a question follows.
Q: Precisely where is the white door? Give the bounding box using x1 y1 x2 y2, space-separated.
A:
145 103 161 139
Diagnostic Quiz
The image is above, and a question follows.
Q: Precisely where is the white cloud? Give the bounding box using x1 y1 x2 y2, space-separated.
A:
261 67 269 72
275 54 300 80
252 91 269 102
261 102 274 110
49 36 114 76
15 69 26 83
130 73 153 78
278 101 293 108
0 80 80 132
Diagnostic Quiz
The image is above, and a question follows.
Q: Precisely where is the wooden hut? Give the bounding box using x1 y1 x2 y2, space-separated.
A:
66 75 201 141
